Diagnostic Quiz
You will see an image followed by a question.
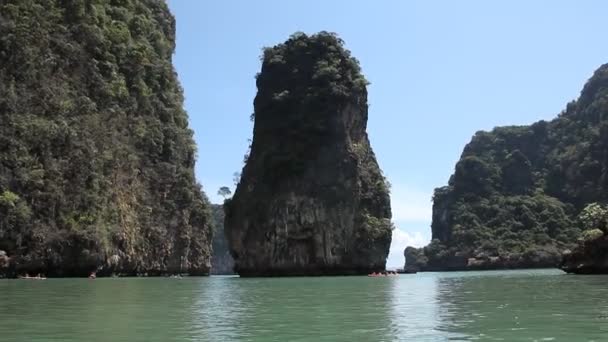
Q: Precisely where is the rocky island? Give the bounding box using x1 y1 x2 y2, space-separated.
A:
406 64 608 272
0 0 212 277
224 32 392 276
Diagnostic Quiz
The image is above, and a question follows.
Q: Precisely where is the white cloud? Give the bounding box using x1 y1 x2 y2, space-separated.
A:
385 183 434 268
386 228 430 268
390 184 433 222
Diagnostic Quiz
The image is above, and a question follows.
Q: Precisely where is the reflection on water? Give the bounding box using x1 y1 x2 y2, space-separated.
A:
0 278 196 342
431 269 608 341
389 273 442 340
2 270 608 341
192 276 247 340
193 276 394 341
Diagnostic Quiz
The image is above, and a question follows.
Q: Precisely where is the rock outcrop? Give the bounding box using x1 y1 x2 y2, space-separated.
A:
210 205 234 274
0 0 212 277
406 63 608 271
561 234 608 274
0 251 9 277
560 203 608 273
224 32 392 276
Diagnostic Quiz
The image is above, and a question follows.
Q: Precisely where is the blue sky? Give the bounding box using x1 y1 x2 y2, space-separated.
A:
168 1 608 267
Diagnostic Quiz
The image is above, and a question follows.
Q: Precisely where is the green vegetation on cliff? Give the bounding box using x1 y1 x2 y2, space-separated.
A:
250 31 372 182
408 64 608 271
0 0 212 276
225 32 392 276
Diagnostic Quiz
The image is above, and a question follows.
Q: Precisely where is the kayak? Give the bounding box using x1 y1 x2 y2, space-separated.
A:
18 276 47 280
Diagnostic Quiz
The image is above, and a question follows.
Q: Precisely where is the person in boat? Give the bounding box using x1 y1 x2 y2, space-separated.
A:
89 271 96 279
20 273 46 279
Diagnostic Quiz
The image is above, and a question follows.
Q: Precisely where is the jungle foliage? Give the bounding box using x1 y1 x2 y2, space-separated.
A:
0 0 212 276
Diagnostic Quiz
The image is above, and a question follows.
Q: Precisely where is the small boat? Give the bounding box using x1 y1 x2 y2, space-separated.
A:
18 274 47 280
368 271 399 277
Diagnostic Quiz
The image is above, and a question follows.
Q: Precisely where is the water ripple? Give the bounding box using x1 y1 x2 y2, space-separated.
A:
1 269 608 341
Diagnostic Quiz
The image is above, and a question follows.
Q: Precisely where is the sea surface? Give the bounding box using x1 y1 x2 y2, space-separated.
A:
1 269 607 341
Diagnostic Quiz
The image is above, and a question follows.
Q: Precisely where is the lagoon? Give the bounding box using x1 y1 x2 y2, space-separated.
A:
1 269 607 341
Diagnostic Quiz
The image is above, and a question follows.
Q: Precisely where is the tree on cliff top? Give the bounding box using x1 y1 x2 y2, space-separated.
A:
579 203 608 233
218 186 232 200
250 31 374 181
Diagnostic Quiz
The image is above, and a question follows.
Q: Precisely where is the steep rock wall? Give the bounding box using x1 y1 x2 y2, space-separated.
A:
225 32 392 276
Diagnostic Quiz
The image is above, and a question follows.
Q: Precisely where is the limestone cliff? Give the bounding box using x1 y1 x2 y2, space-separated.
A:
224 32 392 276
406 64 608 272
0 0 212 277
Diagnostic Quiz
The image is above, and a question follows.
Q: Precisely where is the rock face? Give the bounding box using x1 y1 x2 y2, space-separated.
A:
224 32 392 276
403 247 426 272
561 234 608 274
560 204 608 273
0 251 9 276
210 205 234 275
406 64 608 272
0 0 212 277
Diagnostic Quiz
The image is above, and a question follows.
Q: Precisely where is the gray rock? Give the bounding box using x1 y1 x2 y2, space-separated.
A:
224 33 392 276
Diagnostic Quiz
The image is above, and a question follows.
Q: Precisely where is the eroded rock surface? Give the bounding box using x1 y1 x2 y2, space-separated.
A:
225 32 392 276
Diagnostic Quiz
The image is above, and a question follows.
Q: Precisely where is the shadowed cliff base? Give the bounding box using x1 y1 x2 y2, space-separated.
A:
224 32 392 277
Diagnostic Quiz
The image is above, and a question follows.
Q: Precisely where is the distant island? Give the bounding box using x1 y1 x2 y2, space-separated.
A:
405 64 608 274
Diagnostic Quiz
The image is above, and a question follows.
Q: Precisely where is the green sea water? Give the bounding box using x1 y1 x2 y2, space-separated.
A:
1 269 607 341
